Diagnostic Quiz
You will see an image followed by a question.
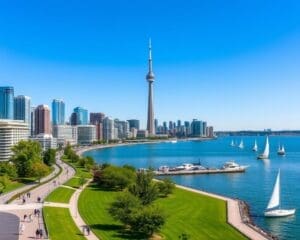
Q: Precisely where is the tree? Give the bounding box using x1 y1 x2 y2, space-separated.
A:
129 171 158 205
156 178 175 197
129 205 165 236
0 162 17 179
108 191 141 224
97 165 135 190
43 149 56 166
11 140 42 177
0 175 9 194
31 162 50 182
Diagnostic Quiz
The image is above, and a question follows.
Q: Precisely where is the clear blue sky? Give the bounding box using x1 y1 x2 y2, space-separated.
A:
1 0 300 130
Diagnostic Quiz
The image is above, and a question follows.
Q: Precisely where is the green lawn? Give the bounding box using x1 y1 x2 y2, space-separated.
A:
62 158 92 179
2 181 25 194
64 177 86 189
45 187 75 203
78 184 247 240
43 207 85 240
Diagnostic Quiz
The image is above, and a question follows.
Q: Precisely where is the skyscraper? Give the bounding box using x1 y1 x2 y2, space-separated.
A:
90 112 105 124
34 105 51 135
70 107 88 125
14 95 31 124
127 119 140 130
52 99 65 125
103 117 115 141
90 112 105 141
0 86 14 119
146 39 155 136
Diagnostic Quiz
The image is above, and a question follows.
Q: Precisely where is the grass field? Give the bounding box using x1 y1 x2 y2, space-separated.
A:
44 207 85 240
78 184 247 240
64 177 86 189
62 157 92 179
2 181 25 194
45 187 75 203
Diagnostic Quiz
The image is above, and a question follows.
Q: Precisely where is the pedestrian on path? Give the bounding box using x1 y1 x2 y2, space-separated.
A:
19 223 25 235
37 196 41 203
86 226 90 235
39 229 43 238
35 229 40 239
29 214 33 222
23 214 27 222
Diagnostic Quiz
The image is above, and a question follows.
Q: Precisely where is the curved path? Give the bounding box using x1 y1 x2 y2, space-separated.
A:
0 164 60 204
0 153 75 240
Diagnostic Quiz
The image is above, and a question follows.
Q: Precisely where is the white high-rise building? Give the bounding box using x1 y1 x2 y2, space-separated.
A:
103 117 115 141
0 119 29 161
52 125 78 146
31 134 57 151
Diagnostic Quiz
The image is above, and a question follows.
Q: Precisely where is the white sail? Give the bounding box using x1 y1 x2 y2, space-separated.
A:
230 140 234 146
253 140 258 151
239 140 244 149
267 170 280 210
262 137 269 158
281 145 285 152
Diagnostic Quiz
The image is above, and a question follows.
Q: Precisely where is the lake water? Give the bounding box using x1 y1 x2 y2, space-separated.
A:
84 136 300 240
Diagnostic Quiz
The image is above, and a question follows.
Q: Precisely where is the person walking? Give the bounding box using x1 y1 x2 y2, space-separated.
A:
35 229 40 239
39 229 43 239
86 226 90 235
23 214 27 222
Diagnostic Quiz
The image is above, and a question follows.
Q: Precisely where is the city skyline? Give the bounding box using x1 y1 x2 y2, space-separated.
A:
1 1 300 130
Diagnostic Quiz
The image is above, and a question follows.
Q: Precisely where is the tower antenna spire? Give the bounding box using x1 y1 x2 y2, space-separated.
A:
146 38 155 81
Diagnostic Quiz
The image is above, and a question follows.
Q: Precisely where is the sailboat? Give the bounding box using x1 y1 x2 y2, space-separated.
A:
277 144 285 156
264 170 295 217
257 136 269 159
230 140 235 147
238 139 244 149
252 140 258 152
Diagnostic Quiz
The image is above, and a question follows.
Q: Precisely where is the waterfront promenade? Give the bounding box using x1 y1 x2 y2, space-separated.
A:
0 154 75 240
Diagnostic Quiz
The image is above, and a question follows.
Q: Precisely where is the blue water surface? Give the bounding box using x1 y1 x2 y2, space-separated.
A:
84 136 300 240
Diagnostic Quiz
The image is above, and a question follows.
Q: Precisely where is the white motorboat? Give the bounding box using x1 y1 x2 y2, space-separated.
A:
222 161 248 171
252 140 258 152
238 140 244 149
277 145 285 156
171 140 177 143
264 170 295 217
257 136 269 159
158 166 169 172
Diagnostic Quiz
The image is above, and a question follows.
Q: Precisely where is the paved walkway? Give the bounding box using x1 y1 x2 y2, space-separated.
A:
68 180 98 240
0 153 75 240
0 164 60 204
175 184 270 240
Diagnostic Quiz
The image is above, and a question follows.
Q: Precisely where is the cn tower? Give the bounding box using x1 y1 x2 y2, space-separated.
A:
146 39 155 135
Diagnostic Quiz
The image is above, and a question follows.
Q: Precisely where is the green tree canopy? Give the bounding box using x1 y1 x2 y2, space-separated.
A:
43 148 56 166
96 165 136 190
129 171 158 205
11 140 43 177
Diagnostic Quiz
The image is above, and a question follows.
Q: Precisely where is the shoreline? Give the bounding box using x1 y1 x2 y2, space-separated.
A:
77 142 275 240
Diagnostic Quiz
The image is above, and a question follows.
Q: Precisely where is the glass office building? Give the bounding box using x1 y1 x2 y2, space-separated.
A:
0 86 14 119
